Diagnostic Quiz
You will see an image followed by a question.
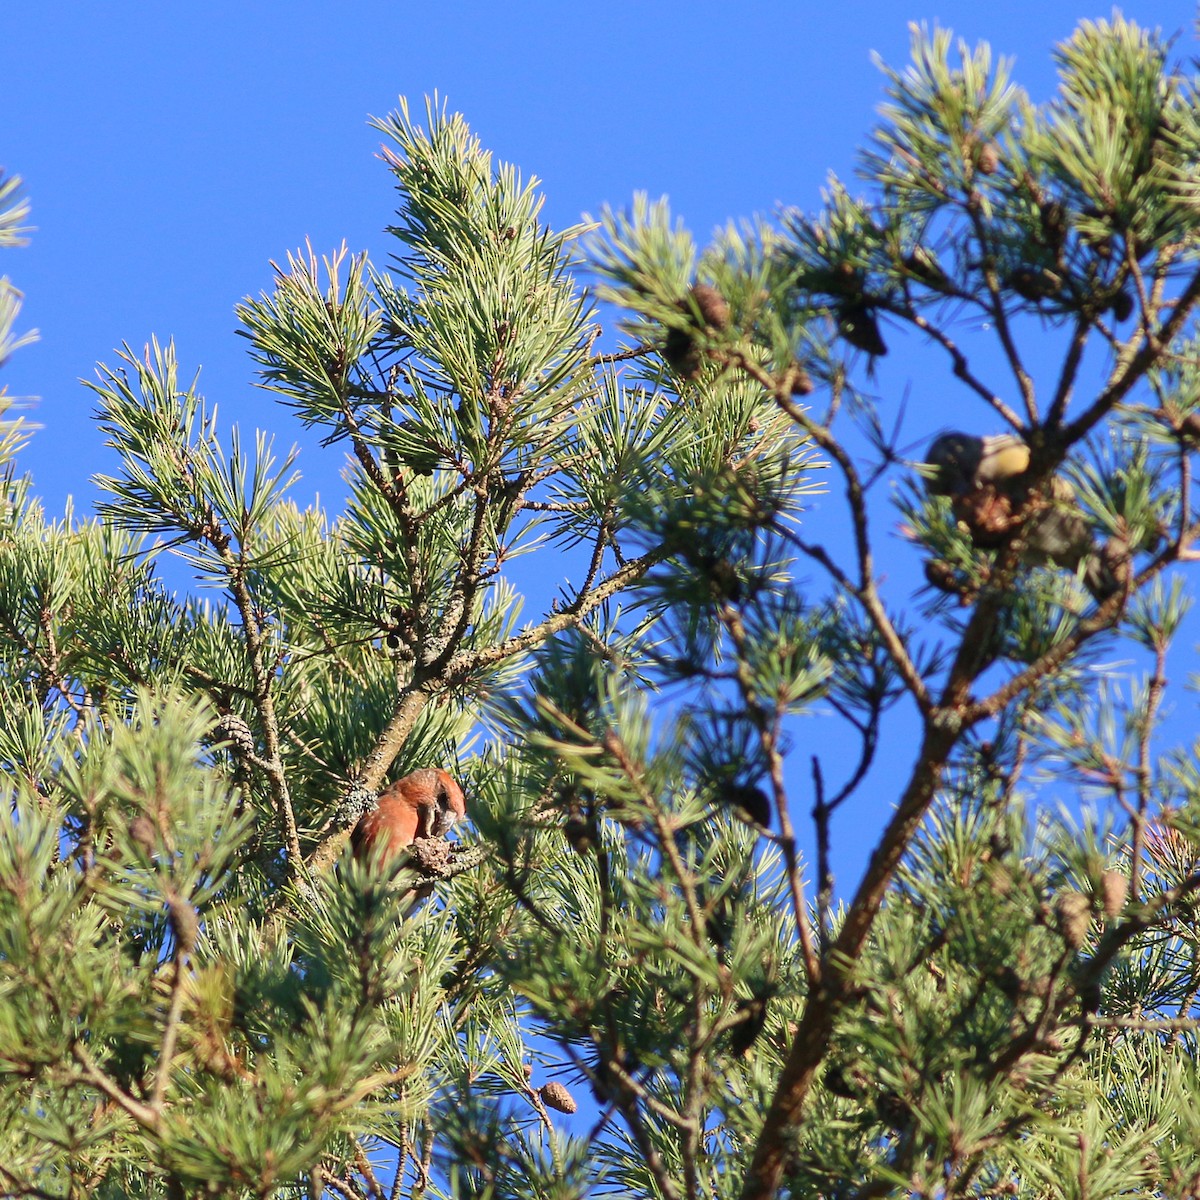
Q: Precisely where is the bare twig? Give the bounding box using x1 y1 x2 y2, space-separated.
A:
353 1141 386 1200
1045 314 1092 429
903 312 1025 430
1130 641 1168 902
1088 1014 1200 1031
323 1170 367 1200
71 1043 159 1131
587 342 655 367
388 1124 410 1200
812 757 834 952
729 349 931 714
965 203 1036 423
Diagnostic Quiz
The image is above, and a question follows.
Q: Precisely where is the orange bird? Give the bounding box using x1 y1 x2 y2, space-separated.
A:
350 768 466 865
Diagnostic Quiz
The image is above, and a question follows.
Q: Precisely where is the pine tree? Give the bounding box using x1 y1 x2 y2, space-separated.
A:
0 167 36 462
3 16 1200 1199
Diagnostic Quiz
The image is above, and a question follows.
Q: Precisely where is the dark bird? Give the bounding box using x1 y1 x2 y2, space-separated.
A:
924 431 1124 601
925 431 1034 499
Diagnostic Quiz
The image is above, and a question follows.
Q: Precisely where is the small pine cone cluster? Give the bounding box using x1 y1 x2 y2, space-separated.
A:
976 141 1001 175
407 835 457 878
662 282 732 380
689 282 731 330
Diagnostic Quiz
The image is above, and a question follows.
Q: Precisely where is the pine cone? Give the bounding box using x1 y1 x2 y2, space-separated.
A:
1008 266 1062 302
129 814 158 856
1100 870 1129 919
903 247 950 290
563 804 596 855
662 326 702 379
213 713 256 758
728 994 770 1056
1110 289 1134 322
539 1081 577 1114
836 302 887 356
168 894 199 954
1039 199 1068 248
1055 890 1092 949
1177 412 1200 444
689 282 731 331
720 782 772 827
662 283 732 381
923 558 976 601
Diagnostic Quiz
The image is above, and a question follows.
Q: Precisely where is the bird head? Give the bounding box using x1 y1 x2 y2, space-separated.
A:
423 768 466 837
925 432 985 497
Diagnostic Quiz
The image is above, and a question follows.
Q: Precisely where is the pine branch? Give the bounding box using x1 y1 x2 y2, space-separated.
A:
441 546 668 688
308 548 664 873
966 203 1038 425
1063 264 1200 445
902 310 1026 430
150 901 192 1111
71 1043 160 1131
1087 1014 1200 1031
717 600 820 983
1045 313 1093 427
216 531 305 877
727 347 932 713
741 718 959 1200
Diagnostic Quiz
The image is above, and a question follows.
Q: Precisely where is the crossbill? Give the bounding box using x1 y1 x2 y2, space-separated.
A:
924 432 1122 601
350 767 466 865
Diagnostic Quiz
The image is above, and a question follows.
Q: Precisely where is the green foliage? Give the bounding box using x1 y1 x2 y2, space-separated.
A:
5 14 1200 1199
0 168 37 458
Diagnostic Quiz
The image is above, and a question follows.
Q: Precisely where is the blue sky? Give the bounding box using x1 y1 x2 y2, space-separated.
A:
7 0 1191 507
4 1 1198 891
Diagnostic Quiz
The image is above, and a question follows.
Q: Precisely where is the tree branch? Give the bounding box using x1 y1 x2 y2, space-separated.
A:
903 311 1025 430
740 719 958 1200
71 1043 159 1131
440 547 667 688
728 349 932 714
1062 265 1200 446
